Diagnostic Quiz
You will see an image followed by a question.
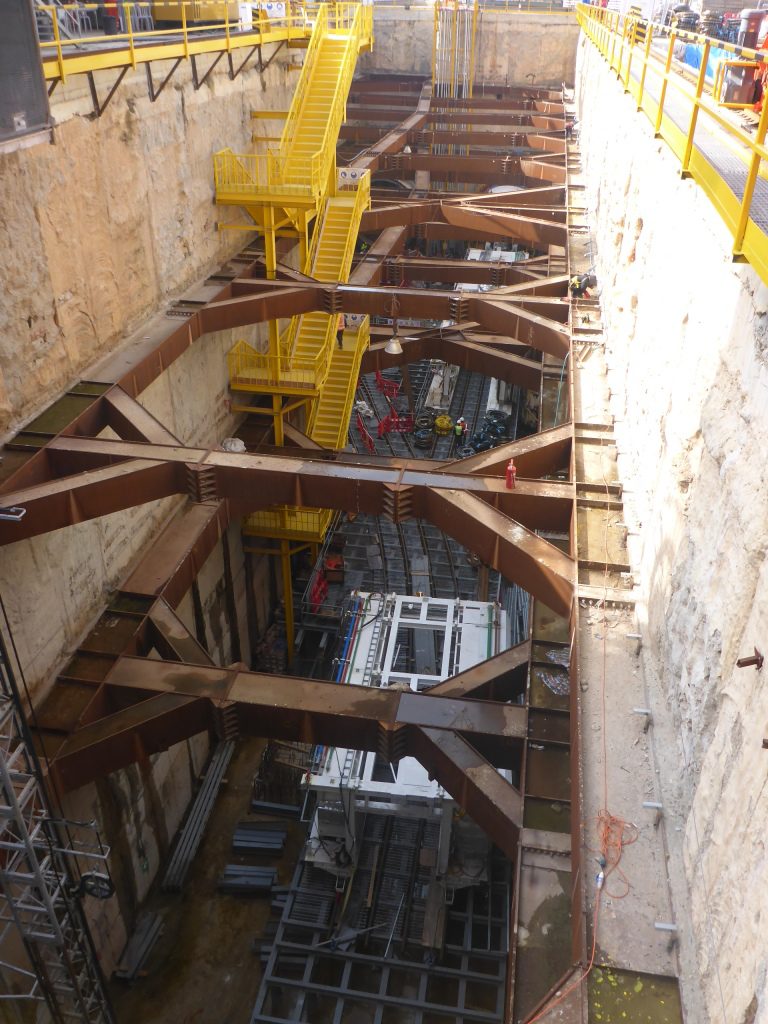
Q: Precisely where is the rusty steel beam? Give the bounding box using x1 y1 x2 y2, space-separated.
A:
451 423 572 479
375 153 525 186
415 129 566 154
440 204 567 248
0 458 182 540
201 280 570 357
123 502 230 607
99 657 527 739
49 656 529 855
383 258 555 287
360 332 542 389
426 640 532 700
408 110 559 127
0 438 575 611
349 226 409 287
47 693 212 793
521 158 567 185
430 94 562 111
472 297 569 355
409 728 522 861
346 104 430 122
102 387 181 444
452 185 566 208
421 490 573 617
359 200 567 248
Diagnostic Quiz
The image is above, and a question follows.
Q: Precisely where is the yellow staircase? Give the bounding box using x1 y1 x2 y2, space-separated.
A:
218 5 375 653
213 3 373 218
309 317 370 448
228 172 370 399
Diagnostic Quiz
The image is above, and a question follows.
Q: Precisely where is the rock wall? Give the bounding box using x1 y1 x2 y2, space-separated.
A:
363 8 579 85
0 45 293 438
577 34 768 1024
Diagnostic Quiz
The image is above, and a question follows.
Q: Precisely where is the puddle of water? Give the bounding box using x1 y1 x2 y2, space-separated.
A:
588 966 683 1023
530 665 570 711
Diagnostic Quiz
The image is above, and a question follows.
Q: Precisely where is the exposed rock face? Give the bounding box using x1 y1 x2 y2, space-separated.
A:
361 8 579 86
577 35 768 1023
0 49 293 437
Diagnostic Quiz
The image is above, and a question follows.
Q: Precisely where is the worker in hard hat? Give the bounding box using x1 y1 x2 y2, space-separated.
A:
569 273 597 299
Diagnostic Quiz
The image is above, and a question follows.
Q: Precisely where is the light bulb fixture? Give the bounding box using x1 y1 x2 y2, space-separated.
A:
384 332 403 356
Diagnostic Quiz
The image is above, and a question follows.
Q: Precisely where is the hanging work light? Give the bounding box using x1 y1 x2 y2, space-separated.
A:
384 332 403 356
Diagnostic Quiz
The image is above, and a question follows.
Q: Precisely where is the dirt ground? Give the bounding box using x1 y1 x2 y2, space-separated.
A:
110 736 306 1024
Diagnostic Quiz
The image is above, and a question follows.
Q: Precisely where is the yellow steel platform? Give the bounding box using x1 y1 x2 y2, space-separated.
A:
38 2 313 85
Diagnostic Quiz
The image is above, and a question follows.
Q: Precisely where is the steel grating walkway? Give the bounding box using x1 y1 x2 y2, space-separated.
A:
631 56 768 226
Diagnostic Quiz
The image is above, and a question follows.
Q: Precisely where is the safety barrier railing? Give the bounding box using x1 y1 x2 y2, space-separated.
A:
228 338 327 392
37 1 313 84
215 5 369 204
284 3 369 191
365 0 574 11
309 316 371 443
278 3 329 163
213 148 323 200
243 505 335 540
577 2 768 287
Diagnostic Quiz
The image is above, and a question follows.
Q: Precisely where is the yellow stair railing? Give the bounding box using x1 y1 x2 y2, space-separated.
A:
213 3 372 211
308 316 371 449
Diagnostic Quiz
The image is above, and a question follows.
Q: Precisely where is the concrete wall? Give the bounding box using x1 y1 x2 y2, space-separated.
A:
0 45 293 438
364 8 579 86
577 34 768 1024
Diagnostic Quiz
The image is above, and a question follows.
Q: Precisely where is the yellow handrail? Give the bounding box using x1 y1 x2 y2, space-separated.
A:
577 2 768 285
278 3 329 161
227 338 326 392
37 1 312 83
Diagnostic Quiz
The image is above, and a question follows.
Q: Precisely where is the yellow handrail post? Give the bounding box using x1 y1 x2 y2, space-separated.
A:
637 21 653 110
279 538 295 662
225 2 231 51
623 19 635 91
681 39 710 177
655 30 676 135
181 2 189 61
125 3 136 69
733 92 768 255
50 6 66 84
609 12 621 72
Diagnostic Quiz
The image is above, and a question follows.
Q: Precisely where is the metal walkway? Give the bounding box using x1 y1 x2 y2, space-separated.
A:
578 4 768 283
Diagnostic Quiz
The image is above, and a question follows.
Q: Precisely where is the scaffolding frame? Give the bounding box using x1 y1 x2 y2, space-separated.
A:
0 626 113 1024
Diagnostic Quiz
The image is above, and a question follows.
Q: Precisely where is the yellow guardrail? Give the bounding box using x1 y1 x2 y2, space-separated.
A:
309 315 371 444
338 170 372 248
577 3 768 285
37 1 314 84
214 4 371 205
278 2 329 165
213 148 322 201
228 337 326 393
287 3 370 192
243 505 334 541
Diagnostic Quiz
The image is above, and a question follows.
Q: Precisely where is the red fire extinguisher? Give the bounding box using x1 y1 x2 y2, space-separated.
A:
505 459 517 490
